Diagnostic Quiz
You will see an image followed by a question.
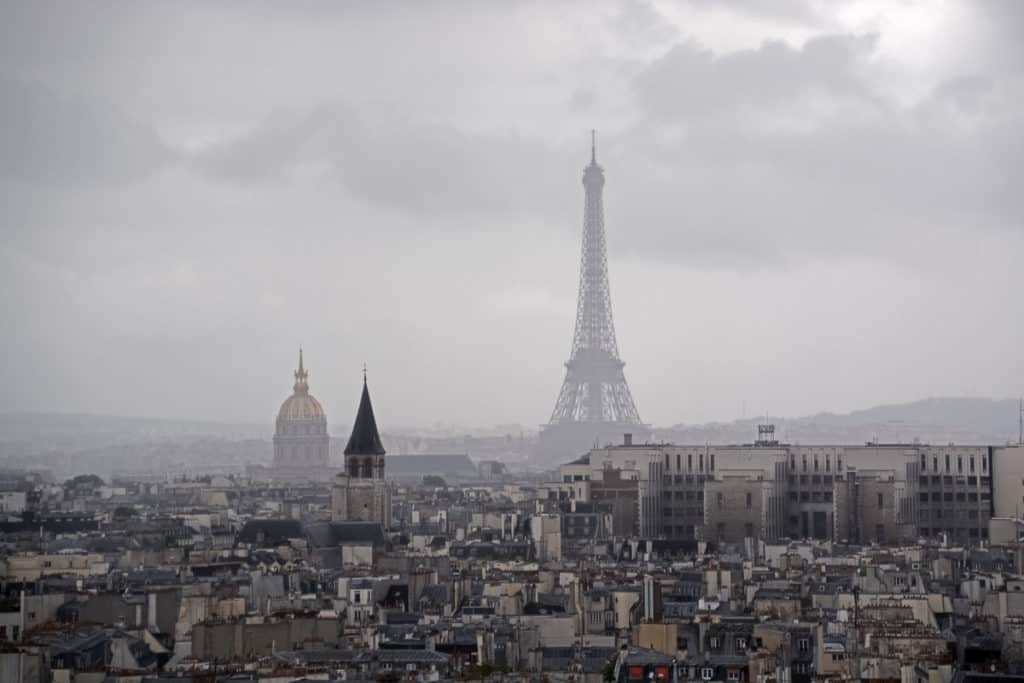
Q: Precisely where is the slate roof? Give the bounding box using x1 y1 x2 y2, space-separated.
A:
344 379 386 456
237 519 303 546
306 521 387 548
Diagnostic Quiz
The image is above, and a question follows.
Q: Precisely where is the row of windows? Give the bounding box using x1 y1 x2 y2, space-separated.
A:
918 476 988 487
918 508 980 520
921 527 988 538
789 491 834 502
921 453 987 474
919 492 987 502
790 453 842 473
664 507 704 518
663 490 706 501
663 452 716 472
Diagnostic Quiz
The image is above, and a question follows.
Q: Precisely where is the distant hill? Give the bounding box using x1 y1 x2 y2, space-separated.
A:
1 397 1020 477
657 397 1022 447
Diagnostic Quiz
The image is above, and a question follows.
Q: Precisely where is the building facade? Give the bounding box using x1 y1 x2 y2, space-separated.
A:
559 429 1013 545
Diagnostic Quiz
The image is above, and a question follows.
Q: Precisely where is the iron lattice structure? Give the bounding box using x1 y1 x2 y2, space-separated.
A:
548 136 642 427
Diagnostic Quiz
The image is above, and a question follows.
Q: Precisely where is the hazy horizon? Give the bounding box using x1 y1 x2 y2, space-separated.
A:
2 1 1022 429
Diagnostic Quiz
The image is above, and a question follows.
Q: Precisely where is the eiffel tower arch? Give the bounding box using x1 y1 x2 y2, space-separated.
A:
537 133 648 462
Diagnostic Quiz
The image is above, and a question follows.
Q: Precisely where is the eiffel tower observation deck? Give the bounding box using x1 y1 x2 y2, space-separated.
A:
537 133 648 462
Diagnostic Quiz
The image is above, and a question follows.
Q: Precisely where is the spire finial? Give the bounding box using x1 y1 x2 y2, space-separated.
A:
293 347 309 392
591 129 596 164
363 363 367 385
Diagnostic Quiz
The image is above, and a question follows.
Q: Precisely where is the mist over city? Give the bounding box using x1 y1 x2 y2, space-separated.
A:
1 2 1023 682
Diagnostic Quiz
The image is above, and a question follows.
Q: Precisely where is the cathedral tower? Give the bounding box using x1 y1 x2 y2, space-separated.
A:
331 372 390 526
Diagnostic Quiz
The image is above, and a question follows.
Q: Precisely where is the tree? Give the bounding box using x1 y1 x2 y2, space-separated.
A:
603 659 617 683
64 473 104 489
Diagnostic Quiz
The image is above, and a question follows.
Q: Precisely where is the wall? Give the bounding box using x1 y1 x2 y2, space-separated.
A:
992 447 1024 519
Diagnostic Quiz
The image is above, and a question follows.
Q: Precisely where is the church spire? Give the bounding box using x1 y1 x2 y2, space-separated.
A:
293 347 309 394
344 373 386 456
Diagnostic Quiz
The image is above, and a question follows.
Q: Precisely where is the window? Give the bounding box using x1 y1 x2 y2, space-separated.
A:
717 492 724 508
676 453 681 471
700 453 704 472
814 454 819 472
983 456 987 473
825 454 831 472
921 453 927 469
877 492 884 509
710 453 716 472
798 638 809 652
790 454 795 471
727 672 740 682
736 637 747 650
746 492 752 508
958 456 963 473
701 668 714 681
933 456 938 472
745 523 754 538
802 454 808 472
945 454 951 472
688 454 693 472
709 637 721 649
970 457 975 473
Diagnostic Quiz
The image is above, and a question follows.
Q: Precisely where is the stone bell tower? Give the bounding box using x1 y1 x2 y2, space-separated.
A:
331 371 390 526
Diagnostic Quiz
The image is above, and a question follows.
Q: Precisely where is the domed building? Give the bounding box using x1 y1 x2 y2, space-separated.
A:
273 349 330 468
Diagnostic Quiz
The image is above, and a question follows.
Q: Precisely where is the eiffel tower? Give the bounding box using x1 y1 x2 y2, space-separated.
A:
538 133 647 461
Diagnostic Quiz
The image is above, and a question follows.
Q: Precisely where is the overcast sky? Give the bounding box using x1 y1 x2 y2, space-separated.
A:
1 0 1021 430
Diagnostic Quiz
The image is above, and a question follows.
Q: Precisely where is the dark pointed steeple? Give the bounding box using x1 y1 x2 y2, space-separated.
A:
344 373 386 456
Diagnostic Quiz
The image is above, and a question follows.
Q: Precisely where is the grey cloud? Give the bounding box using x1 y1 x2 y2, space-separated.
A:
633 33 880 121
196 105 573 221
1 1 1021 427
0 74 173 186
608 31 1024 266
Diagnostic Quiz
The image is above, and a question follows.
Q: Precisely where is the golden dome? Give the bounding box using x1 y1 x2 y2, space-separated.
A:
277 349 326 420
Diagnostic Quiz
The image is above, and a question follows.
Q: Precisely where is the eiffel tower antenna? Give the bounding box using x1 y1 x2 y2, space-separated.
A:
1018 396 1023 446
539 131 643 459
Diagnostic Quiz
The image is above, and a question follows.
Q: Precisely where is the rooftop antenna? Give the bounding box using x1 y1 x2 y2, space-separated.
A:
1019 397 1023 446
591 129 596 164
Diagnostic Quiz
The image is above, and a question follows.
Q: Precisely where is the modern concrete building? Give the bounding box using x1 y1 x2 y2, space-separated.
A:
559 428 1022 544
